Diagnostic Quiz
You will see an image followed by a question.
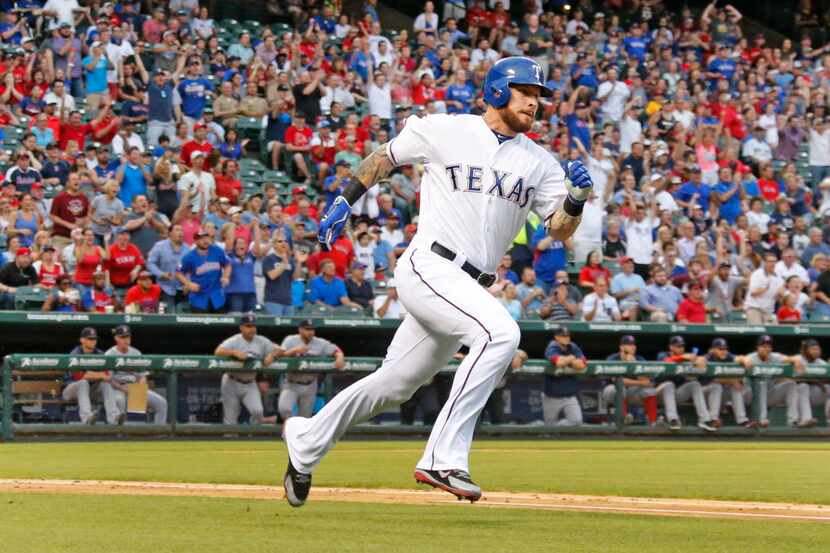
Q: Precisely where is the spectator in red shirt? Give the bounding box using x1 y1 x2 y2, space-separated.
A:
180 124 214 167
123 270 161 313
577 250 612 291
90 103 121 145
412 73 441 105
466 0 490 45
214 159 242 204
676 281 709 323
310 120 336 179
756 163 780 202
106 227 144 295
58 110 94 150
49 172 89 247
284 112 313 183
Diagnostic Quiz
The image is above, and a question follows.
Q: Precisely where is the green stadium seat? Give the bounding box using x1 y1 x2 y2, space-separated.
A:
726 310 747 323
13 286 51 311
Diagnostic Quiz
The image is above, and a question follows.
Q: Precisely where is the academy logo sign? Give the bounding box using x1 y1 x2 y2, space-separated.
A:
17 357 60 369
162 358 200 369
207 359 243 370
115 357 152 369
590 364 628 376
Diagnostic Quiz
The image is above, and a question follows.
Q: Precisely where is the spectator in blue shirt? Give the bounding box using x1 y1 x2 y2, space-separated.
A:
565 86 591 149
640 267 684 321
225 232 264 313
531 223 569 294
0 12 24 45
82 41 112 112
115 147 151 207
622 26 649 62
176 230 231 313
177 58 215 126
706 47 737 88
444 69 474 114
308 259 361 309
712 167 743 224
147 224 189 310
675 167 711 214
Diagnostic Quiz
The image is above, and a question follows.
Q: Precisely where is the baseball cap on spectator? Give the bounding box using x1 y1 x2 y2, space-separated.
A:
669 336 685 347
91 41 103 48
688 281 703 290
240 312 257 326
194 229 210 238
299 318 315 329
620 335 636 345
176 8 189 15
718 261 731 268
554 325 571 337
712 338 728 350
191 150 206 160
137 270 152 280
59 22 72 29
757 335 773 346
113 324 131 337
291 186 306 195
227 206 242 216
114 227 129 235
42 245 55 252
218 196 230 204
353 263 367 271
335 159 350 168
619 256 633 264
80 327 98 339
16 248 31 257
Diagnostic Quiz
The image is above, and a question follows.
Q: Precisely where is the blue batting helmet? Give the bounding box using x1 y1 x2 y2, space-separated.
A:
483 57 553 108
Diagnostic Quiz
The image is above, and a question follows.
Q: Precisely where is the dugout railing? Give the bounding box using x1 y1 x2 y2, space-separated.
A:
2 354 829 440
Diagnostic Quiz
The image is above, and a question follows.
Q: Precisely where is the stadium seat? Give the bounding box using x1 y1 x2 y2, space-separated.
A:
13 286 51 311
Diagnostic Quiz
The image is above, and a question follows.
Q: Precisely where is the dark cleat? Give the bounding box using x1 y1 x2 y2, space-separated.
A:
414 468 482 502
284 461 311 507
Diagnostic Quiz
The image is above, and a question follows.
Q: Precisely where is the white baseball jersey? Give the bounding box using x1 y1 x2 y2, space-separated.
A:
387 114 568 272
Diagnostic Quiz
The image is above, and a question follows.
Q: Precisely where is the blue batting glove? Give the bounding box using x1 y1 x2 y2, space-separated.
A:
318 195 351 250
561 160 593 204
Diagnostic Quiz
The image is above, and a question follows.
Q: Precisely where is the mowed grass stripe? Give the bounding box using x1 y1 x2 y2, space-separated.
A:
1 440 829 504
2 492 829 553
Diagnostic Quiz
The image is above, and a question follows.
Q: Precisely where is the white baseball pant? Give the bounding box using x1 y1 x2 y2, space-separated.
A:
62 380 118 424
278 379 318 421
797 383 830 423
220 374 264 424
113 389 169 424
756 380 799 425
284 245 520 474
542 395 583 426
657 380 712 423
718 383 751 425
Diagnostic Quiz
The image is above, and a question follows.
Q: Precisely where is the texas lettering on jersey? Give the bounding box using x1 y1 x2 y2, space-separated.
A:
444 164 534 208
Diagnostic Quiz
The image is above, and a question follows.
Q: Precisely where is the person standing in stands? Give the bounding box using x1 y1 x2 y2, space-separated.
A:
176 229 231 313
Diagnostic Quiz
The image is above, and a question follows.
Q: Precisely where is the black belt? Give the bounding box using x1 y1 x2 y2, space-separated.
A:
229 375 255 384
430 242 496 288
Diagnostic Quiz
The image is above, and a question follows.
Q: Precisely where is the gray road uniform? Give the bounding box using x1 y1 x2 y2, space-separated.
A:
746 351 799 425
279 334 341 420
795 355 830 424
104 346 168 424
218 334 278 424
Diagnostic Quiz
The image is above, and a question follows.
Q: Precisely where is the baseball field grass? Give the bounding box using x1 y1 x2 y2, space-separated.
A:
2 439 829 553
1 439 829 503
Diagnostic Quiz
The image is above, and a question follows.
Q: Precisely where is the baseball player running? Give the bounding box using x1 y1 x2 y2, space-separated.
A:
283 56 592 507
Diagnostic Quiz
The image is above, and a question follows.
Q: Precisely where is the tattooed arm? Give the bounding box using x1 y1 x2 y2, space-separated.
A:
340 143 396 204
318 144 396 248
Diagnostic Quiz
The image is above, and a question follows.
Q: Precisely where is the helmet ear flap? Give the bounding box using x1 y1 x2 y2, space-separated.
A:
486 78 511 108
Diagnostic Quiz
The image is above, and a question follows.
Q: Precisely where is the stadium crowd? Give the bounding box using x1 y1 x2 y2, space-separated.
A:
1 0 830 328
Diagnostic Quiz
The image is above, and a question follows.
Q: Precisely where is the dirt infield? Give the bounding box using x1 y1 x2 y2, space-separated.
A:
1 479 828 522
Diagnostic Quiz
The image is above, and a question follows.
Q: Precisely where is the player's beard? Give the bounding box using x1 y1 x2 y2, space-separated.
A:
498 106 534 134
